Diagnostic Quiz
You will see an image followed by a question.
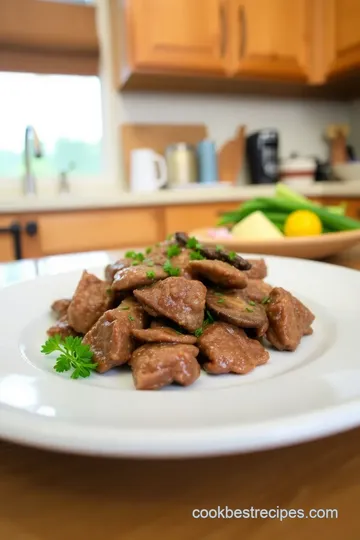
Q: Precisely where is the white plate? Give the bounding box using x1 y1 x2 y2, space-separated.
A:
0 256 360 458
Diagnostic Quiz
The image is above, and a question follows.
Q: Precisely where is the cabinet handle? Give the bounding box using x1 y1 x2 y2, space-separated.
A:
238 5 246 59
219 3 227 57
0 222 22 260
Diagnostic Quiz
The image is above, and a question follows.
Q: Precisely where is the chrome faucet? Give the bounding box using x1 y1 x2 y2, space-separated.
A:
24 126 43 195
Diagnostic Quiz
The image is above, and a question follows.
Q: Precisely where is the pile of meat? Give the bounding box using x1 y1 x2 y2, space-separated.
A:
47 233 315 390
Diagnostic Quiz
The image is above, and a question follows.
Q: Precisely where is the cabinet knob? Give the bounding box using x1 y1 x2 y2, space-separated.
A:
25 221 38 237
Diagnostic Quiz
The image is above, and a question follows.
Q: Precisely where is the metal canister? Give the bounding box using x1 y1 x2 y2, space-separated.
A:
165 143 198 187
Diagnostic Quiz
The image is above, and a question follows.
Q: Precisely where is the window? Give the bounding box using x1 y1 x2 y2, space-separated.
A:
0 72 102 180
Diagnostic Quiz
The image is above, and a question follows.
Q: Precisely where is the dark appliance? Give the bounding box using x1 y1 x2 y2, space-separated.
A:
246 129 279 184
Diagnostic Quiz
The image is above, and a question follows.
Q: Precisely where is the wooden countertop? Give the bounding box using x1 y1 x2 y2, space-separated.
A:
1 248 360 539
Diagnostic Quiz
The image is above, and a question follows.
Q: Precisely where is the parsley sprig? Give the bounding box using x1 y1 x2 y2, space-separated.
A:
166 244 181 258
41 335 97 379
186 236 202 250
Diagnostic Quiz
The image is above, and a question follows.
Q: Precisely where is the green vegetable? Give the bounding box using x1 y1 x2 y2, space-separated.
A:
145 247 152 255
216 244 224 251
128 315 135 322
261 296 271 304
146 270 156 279
41 335 97 379
194 327 204 338
166 244 181 258
127 251 145 262
228 251 236 261
245 307 254 313
121 306 130 310
248 300 256 306
163 259 181 277
190 250 205 260
186 236 202 250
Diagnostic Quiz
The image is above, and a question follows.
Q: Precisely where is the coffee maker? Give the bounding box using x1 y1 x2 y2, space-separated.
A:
246 129 279 184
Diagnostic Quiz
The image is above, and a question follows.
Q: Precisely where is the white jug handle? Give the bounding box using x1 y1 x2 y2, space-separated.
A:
153 153 167 188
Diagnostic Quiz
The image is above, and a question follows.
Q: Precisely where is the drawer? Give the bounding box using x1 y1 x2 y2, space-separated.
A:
37 208 161 255
164 202 242 235
0 216 18 262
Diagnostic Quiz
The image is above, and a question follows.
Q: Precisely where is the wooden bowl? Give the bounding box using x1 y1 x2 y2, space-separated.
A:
189 228 360 260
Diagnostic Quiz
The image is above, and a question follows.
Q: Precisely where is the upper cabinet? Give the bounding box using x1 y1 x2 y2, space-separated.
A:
325 0 360 78
112 0 360 96
229 0 311 81
124 0 230 75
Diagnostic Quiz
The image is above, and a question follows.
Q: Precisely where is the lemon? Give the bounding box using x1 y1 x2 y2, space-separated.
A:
284 210 322 237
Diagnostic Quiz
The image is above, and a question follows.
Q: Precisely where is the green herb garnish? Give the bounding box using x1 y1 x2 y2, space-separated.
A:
166 244 181 258
194 327 204 338
41 335 97 379
126 251 145 262
189 250 205 260
163 259 181 277
206 310 215 324
261 296 271 304
245 307 254 312
128 315 135 322
216 244 224 252
217 298 225 304
120 306 130 310
145 247 152 255
228 251 236 261
186 236 202 250
132 261 140 266
146 270 156 279
248 300 256 306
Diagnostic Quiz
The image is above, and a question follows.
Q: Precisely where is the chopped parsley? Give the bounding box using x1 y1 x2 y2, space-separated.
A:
245 307 254 313
128 315 135 322
126 251 145 263
194 327 204 338
144 259 154 266
261 296 271 304
145 247 152 255
186 236 202 250
163 259 181 277
216 244 224 252
217 298 225 304
228 251 236 261
132 260 140 266
146 270 156 279
248 300 256 306
205 310 215 324
166 244 181 258
120 306 130 310
189 250 205 261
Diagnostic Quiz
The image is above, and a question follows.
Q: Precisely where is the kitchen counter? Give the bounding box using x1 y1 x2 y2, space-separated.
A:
1 181 360 213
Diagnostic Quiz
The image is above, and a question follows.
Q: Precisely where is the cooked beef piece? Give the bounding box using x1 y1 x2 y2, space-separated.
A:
51 298 71 319
189 260 248 289
134 277 206 332
47 315 78 339
83 297 147 373
170 248 194 279
245 279 272 303
265 287 315 351
245 258 267 280
67 270 112 334
198 322 269 375
206 288 268 335
116 296 149 328
105 258 132 282
174 232 251 271
112 264 167 291
132 326 197 344
131 343 200 390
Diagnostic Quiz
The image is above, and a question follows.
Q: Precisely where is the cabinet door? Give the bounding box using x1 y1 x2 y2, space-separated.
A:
164 202 241 236
230 0 311 81
325 0 360 77
126 0 229 75
36 209 161 256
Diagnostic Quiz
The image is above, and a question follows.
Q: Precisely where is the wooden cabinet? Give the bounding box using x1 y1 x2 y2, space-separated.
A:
229 0 311 81
164 202 240 235
35 208 161 256
125 0 229 75
325 0 360 78
0 216 18 262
